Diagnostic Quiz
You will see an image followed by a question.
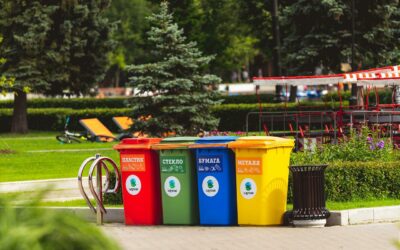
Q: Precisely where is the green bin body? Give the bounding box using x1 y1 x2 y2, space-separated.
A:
157 137 199 225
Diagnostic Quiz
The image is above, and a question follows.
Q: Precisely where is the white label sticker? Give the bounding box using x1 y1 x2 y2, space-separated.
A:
240 178 257 199
164 176 181 197
202 176 219 197
125 175 141 196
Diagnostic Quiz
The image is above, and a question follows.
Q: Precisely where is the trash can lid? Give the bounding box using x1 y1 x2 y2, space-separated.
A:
152 136 199 150
196 136 238 144
161 136 199 143
188 136 238 149
228 136 294 149
113 138 162 150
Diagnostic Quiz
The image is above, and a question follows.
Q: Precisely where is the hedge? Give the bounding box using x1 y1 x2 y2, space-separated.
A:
288 161 400 202
0 97 129 109
0 94 315 109
104 161 400 205
0 102 346 132
0 108 132 132
322 89 393 104
213 101 347 131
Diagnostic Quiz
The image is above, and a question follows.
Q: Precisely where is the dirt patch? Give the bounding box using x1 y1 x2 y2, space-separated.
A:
0 149 16 154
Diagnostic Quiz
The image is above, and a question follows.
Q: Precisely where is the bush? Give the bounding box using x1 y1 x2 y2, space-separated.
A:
0 97 128 109
0 93 341 109
0 108 132 132
0 192 120 249
287 161 400 202
0 102 346 132
214 101 347 131
322 89 393 104
290 127 396 164
221 94 276 104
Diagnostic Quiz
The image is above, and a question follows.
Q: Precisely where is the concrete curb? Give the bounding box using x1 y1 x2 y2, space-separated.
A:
37 205 400 226
38 207 124 223
327 205 400 226
0 177 100 193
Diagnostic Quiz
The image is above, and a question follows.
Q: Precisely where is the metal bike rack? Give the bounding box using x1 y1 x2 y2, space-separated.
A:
78 154 121 225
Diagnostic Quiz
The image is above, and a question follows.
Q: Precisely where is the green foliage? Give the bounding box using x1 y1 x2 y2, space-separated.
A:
290 127 396 164
0 108 132 132
280 0 400 74
103 172 123 205
45 0 115 95
0 94 277 109
214 101 347 131
0 191 120 249
127 2 222 136
0 102 346 132
288 161 400 202
0 1 56 91
322 89 394 104
0 98 128 109
106 0 153 67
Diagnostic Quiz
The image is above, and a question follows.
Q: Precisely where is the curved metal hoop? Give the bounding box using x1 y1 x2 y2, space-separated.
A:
78 154 121 217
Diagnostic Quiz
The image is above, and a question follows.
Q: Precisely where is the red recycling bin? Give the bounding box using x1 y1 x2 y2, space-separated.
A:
114 138 163 225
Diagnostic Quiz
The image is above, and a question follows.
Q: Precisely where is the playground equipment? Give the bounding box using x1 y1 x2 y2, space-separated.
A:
78 154 121 224
251 65 400 149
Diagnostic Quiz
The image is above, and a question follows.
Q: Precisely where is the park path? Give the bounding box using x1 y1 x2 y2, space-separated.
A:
0 177 91 201
104 222 399 250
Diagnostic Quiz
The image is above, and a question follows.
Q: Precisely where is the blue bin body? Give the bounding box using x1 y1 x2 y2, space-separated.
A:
194 136 238 225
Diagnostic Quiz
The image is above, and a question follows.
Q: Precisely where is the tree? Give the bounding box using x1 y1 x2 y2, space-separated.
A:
0 1 56 133
0 37 14 95
279 0 400 101
127 2 222 136
105 0 153 87
45 0 114 96
0 0 114 133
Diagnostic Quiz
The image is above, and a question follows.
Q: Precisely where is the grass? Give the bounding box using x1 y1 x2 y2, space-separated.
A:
0 131 119 182
38 199 123 208
34 198 400 211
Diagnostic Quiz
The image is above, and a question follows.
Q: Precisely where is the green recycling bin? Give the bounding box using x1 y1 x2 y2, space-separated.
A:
152 137 199 225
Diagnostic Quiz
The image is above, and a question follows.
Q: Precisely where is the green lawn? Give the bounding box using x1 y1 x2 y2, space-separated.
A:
0 132 119 182
38 198 400 211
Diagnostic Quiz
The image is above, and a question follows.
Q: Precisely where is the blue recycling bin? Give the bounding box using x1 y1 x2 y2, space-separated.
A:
191 136 238 225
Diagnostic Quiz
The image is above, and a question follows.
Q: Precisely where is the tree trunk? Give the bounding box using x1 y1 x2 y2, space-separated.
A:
11 90 28 133
289 86 297 102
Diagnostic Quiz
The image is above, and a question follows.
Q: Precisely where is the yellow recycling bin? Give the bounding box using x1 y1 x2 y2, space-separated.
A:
228 136 294 225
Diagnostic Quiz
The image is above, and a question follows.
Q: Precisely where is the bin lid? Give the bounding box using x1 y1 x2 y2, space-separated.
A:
113 138 162 150
228 136 294 149
189 136 238 149
152 136 198 150
161 136 199 143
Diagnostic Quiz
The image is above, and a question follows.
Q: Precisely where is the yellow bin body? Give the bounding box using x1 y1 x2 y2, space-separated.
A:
228 136 294 225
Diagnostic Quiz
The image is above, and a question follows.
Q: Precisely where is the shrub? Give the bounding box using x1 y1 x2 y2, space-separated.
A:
221 94 276 104
0 102 346 132
0 97 128 109
287 161 400 202
214 101 347 131
322 89 393 104
0 108 132 132
0 192 120 249
290 127 397 164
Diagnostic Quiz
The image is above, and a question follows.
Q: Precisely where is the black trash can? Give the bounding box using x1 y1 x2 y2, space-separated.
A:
289 165 330 227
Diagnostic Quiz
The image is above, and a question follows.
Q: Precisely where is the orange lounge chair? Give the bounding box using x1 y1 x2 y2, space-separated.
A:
112 116 133 131
79 118 117 142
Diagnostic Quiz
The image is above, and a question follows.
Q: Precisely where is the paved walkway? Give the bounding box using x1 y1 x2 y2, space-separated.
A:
104 223 399 250
0 177 94 201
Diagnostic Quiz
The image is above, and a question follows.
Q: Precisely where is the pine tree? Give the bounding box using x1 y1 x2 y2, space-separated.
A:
127 2 222 136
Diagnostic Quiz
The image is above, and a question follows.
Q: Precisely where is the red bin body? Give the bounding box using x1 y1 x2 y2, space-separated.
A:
114 138 163 225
